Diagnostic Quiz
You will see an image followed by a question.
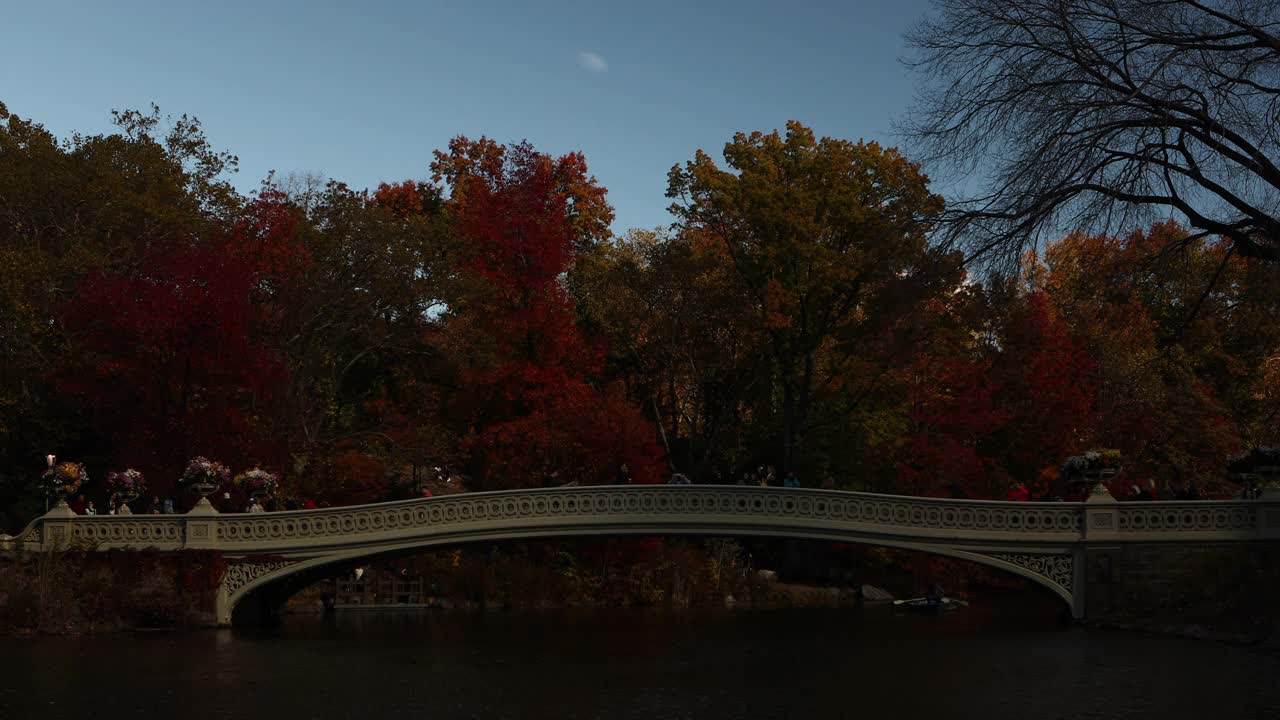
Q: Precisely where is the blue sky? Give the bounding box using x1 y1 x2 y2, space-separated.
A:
3 0 935 233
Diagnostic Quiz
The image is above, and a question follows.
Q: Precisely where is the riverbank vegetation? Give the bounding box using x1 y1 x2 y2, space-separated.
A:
0 549 224 634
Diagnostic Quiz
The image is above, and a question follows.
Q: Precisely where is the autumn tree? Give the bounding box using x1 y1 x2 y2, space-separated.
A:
895 286 1009 497
0 102 239 527
577 227 767 479
54 193 307 496
890 275 1097 499
430 139 664 489
666 121 950 475
430 135 614 253
986 289 1097 495
265 178 461 503
1043 222 1280 493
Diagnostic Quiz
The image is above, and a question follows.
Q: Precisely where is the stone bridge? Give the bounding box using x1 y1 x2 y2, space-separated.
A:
5 485 1279 625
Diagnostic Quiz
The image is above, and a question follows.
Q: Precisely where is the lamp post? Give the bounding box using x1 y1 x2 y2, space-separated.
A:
44 454 54 511
42 456 80 518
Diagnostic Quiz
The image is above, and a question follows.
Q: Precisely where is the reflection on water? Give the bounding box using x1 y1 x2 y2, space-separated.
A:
2 600 1278 720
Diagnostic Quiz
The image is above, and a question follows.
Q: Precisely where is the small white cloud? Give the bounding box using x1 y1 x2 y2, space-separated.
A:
577 51 608 74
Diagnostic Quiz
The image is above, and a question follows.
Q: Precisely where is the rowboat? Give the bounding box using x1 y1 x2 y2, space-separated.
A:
892 597 968 613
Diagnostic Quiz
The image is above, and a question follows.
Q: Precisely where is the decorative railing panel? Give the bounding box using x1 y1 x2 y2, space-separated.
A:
70 518 185 545
1113 503 1260 534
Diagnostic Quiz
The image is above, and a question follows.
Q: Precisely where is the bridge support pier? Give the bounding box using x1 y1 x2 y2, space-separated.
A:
1071 547 1087 621
215 585 233 627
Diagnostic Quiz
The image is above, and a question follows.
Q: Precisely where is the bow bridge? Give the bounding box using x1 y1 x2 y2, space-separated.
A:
6 485 1279 625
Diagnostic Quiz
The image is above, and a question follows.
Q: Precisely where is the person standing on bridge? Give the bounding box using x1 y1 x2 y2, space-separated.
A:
1239 478 1261 500
615 463 632 485
1007 482 1030 502
1064 481 1088 502
783 471 800 488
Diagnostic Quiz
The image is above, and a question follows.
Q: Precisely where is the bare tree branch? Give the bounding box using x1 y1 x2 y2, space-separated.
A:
902 0 1280 268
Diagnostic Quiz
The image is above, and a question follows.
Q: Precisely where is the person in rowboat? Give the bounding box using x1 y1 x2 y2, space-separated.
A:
926 583 945 606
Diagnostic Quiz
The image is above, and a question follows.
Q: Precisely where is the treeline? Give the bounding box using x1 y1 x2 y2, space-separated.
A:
2 107 1277 530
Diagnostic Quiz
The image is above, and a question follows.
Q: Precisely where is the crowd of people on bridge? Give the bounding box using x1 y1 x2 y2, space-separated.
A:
613 461 1260 502
605 462 833 490
1008 478 1216 502
56 459 1266 518
64 492 324 515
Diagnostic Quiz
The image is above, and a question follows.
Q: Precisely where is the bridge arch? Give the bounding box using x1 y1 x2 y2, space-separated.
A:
223 522 1079 626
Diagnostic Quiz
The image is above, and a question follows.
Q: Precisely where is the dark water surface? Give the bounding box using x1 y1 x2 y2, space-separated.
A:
2 601 1279 720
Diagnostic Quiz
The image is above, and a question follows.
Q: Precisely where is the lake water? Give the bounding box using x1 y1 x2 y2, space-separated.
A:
2 601 1278 719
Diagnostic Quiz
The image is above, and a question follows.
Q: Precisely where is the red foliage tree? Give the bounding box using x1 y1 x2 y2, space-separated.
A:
1042 224 1250 494
436 140 664 488
55 193 307 494
899 355 1009 497
898 290 1096 498
987 290 1098 497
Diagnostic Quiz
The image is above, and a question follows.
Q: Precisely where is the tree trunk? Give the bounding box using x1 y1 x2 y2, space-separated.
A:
782 374 795 474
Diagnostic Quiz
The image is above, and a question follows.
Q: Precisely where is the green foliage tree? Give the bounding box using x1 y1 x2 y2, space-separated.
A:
268 178 462 502
665 121 950 475
577 227 766 479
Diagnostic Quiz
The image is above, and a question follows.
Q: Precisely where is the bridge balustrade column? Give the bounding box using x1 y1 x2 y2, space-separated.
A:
1082 483 1119 542
183 496 221 549
1259 498 1280 541
40 500 78 552
1080 484 1121 619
